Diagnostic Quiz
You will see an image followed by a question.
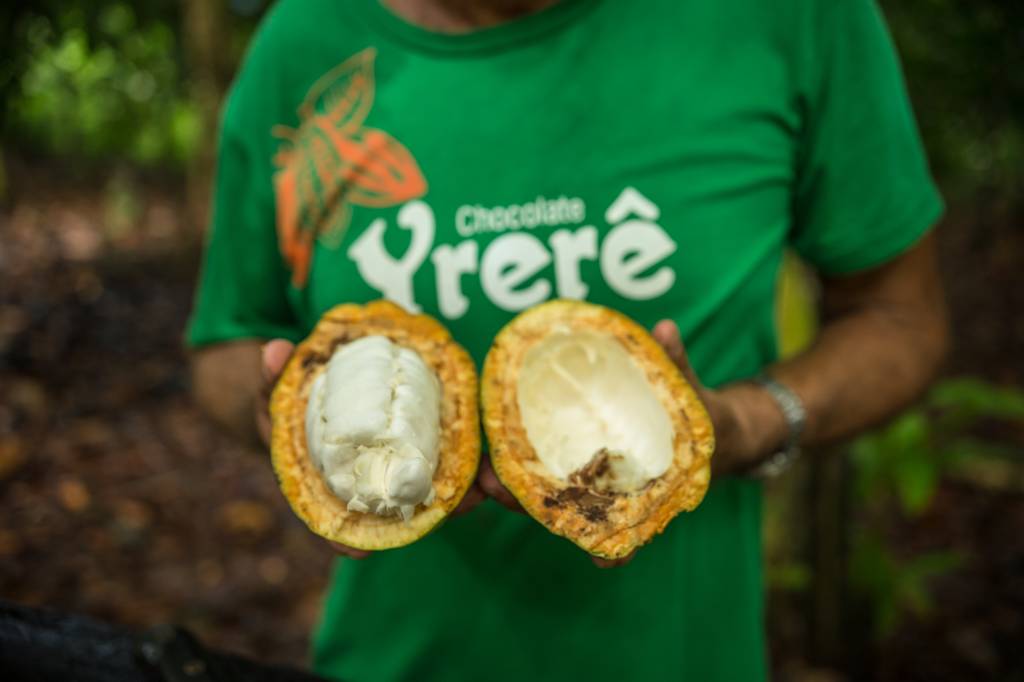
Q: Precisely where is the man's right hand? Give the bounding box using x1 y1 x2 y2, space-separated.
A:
257 339 485 560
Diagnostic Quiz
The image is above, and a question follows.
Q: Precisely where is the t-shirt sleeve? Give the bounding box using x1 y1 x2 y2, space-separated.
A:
185 15 301 347
789 0 944 275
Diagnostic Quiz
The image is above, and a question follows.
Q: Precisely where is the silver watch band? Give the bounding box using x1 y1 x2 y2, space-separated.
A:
748 375 806 478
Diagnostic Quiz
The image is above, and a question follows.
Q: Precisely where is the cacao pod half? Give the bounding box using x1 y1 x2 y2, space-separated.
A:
482 300 714 559
270 300 480 550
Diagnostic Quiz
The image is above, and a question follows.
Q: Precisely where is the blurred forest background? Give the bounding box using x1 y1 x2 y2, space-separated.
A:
0 1 1022 680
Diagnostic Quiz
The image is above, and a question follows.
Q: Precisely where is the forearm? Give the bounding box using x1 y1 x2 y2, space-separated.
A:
190 340 264 447
770 301 947 446
713 235 949 470
715 306 947 472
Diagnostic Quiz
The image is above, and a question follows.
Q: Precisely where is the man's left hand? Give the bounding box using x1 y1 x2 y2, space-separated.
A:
651 319 788 477
472 318 785 568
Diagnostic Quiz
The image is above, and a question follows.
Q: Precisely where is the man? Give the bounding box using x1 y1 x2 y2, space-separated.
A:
188 0 948 679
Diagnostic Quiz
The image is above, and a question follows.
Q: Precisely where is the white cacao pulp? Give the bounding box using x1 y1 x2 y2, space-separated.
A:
516 330 674 493
305 336 441 520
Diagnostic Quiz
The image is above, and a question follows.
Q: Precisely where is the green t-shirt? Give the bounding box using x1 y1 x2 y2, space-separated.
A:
187 1 942 680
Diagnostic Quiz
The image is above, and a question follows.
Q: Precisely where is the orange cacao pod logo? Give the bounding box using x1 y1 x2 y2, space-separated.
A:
273 48 428 287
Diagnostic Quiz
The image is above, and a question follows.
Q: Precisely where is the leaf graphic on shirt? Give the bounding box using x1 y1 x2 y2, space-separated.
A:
272 47 428 287
337 128 427 207
299 47 376 133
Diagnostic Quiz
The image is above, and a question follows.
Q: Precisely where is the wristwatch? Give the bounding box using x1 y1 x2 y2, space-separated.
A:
748 375 806 478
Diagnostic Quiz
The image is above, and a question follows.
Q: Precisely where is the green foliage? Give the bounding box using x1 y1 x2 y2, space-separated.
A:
881 0 1024 207
8 4 200 166
2 1 265 168
848 376 1024 637
852 411 946 517
850 532 963 638
852 378 1024 517
930 377 1024 422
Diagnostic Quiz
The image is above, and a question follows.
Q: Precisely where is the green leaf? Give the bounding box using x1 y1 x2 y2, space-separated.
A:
930 378 1024 420
888 412 930 452
850 411 937 511
892 447 940 515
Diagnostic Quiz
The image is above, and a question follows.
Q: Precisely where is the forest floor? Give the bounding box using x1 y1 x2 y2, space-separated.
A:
0 161 331 668
1 157 1022 679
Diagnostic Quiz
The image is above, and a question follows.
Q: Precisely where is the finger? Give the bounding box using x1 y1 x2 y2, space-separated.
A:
652 320 701 388
261 339 295 385
452 483 485 516
478 457 525 514
328 541 371 559
653 319 685 366
592 552 634 569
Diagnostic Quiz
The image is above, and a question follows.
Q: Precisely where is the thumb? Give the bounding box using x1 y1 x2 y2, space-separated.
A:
652 320 702 389
261 339 295 385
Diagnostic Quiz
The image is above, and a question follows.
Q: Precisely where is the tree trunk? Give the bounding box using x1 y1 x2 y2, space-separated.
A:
181 0 229 235
808 448 849 668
